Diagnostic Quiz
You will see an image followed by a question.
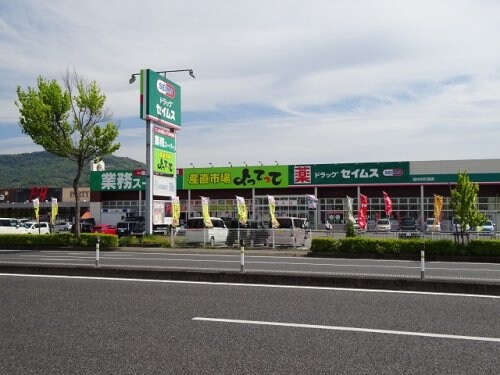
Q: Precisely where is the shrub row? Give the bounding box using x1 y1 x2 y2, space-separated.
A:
310 237 500 258
119 234 171 247
0 233 119 249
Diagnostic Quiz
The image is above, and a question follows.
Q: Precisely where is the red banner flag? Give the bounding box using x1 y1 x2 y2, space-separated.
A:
357 194 368 230
383 191 392 217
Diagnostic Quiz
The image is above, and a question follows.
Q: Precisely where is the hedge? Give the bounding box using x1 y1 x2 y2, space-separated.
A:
309 237 500 258
0 233 118 249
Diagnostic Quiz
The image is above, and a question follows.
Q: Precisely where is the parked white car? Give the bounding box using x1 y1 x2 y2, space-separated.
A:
425 218 441 232
24 221 51 234
481 220 495 233
375 218 391 232
472 219 495 234
185 217 228 246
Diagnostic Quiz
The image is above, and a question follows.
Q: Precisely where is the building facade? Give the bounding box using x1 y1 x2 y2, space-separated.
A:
87 159 500 231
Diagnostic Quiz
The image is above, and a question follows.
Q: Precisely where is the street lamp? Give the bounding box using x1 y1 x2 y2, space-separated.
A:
129 69 195 84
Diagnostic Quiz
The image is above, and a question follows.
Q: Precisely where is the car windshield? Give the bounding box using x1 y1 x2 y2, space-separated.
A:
378 219 389 225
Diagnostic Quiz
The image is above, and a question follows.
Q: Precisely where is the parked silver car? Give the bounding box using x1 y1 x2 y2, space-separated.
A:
52 222 73 233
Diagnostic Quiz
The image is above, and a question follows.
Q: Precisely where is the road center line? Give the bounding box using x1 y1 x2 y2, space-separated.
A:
193 317 500 343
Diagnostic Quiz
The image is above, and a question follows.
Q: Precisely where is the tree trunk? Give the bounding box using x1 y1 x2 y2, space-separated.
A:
73 163 83 238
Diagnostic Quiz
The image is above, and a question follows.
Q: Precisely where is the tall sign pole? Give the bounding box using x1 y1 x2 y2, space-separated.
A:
138 69 185 235
145 119 154 234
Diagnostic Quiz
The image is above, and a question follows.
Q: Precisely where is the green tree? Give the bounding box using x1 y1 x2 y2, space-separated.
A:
16 70 120 236
345 221 357 237
449 171 486 244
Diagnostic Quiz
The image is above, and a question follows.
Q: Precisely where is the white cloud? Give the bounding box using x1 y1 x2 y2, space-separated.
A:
2 0 500 168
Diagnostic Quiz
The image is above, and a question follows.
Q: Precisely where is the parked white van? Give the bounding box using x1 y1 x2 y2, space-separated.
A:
185 217 228 246
0 218 28 234
270 217 307 247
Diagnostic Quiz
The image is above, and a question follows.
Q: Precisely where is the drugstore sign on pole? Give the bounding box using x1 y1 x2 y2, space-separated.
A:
140 69 181 130
138 68 182 235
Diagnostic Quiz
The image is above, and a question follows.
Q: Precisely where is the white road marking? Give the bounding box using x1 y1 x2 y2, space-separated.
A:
192 317 500 343
1 273 499 299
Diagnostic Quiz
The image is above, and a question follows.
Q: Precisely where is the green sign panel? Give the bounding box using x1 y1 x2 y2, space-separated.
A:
289 162 410 185
140 69 181 129
183 166 289 190
153 125 176 175
90 170 146 191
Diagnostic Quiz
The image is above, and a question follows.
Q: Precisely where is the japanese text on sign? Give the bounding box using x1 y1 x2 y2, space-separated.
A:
101 172 143 190
315 168 380 179
233 168 282 186
188 172 232 185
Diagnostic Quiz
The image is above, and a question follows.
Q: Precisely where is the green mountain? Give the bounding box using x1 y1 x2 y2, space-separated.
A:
0 151 145 188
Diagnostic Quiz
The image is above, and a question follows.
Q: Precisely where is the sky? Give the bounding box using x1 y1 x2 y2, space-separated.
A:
1 0 500 168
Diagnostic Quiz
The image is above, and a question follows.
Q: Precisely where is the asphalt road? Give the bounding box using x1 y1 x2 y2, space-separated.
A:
1 274 498 374
1 249 500 282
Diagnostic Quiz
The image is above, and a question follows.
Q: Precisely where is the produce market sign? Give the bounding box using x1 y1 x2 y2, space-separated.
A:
183 166 288 190
140 69 181 129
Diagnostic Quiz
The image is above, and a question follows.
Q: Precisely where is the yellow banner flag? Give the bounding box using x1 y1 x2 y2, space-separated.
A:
201 196 213 228
51 198 58 225
236 196 248 225
434 195 443 227
268 195 279 228
172 196 180 227
33 198 40 222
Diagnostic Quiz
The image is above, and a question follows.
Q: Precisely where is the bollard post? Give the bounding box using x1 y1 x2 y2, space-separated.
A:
420 242 425 279
96 236 100 268
240 239 245 272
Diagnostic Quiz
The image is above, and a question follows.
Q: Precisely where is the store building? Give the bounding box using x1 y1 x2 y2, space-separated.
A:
88 159 500 231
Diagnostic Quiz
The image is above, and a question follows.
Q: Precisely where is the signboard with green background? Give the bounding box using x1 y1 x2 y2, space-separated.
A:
289 162 411 185
140 69 181 129
182 166 288 190
153 125 176 175
90 170 146 191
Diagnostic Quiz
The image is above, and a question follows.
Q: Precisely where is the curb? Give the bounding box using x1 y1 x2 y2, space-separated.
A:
1 263 499 296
